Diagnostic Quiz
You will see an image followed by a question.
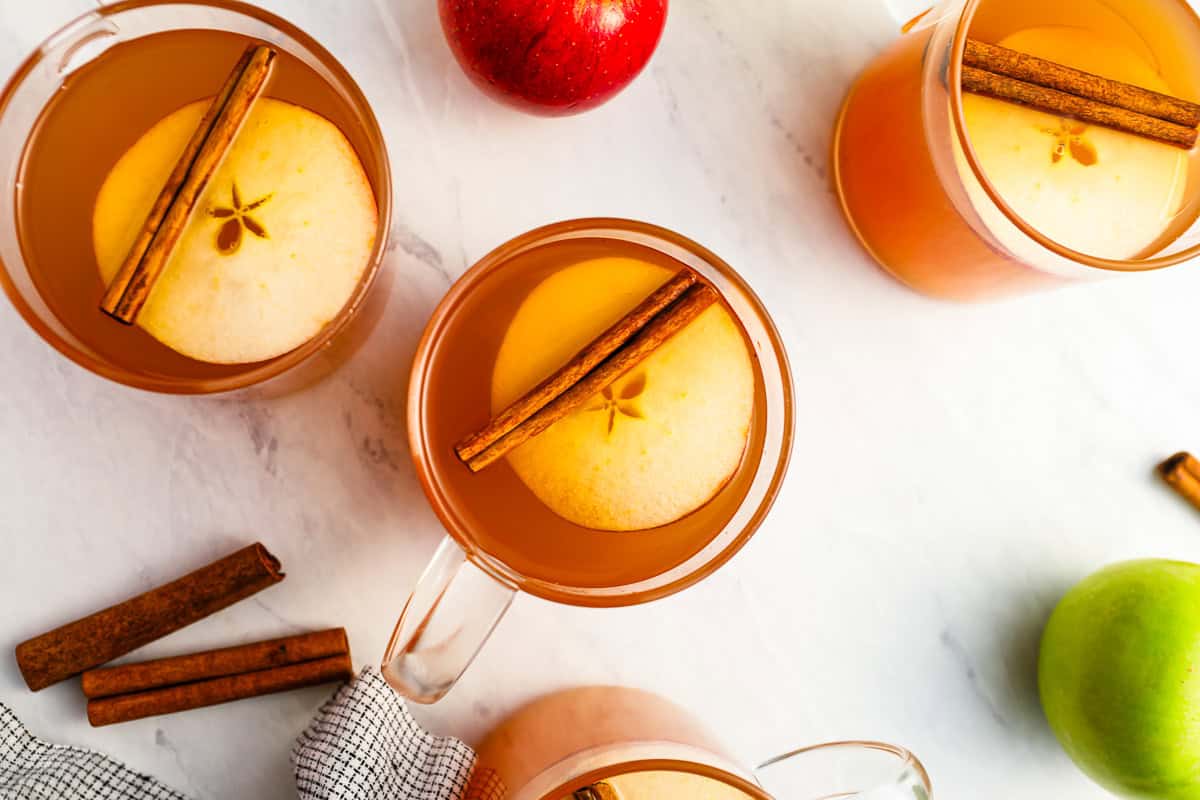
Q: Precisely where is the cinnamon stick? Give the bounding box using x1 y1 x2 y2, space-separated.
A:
87 653 354 727
965 39 1200 128
100 44 276 324
81 628 348 699
456 269 699 463
465 283 720 472
1159 452 1200 512
15 543 284 692
962 65 1198 150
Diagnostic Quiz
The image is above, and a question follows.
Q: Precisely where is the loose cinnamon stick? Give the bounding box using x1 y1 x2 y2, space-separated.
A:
456 269 699 463
15 543 283 692
1159 452 1200 512
962 65 1199 150
81 628 348 699
87 653 354 727
100 44 276 324
466 284 720 472
965 39 1200 128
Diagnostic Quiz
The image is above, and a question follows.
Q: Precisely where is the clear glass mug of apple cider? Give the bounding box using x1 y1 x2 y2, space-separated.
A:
384 219 794 703
464 686 932 799
833 0 1200 300
0 0 391 393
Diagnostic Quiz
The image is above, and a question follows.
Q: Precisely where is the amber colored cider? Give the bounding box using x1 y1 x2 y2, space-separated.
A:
834 0 1200 300
467 687 761 800
417 238 768 591
15 28 386 382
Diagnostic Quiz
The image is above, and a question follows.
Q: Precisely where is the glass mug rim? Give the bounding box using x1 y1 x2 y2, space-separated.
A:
0 0 393 394
531 755 768 800
406 217 795 608
945 0 1200 274
524 740 932 800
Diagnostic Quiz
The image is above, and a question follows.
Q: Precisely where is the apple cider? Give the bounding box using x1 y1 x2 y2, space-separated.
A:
14 27 387 386
833 0 1200 299
467 687 763 800
414 235 770 591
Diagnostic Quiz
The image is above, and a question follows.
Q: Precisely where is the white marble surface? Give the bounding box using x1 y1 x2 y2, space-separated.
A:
2 0 1200 797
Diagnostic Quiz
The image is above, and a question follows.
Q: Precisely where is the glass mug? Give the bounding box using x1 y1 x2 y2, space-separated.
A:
464 686 932 799
0 0 392 394
384 219 794 703
833 0 1200 300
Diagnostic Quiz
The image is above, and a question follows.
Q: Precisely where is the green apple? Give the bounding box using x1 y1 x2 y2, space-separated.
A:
491 257 755 532
93 96 378 364
1040 559 1200 799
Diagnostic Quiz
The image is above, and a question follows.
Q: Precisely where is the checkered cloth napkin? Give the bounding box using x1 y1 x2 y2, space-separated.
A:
0 669 475 800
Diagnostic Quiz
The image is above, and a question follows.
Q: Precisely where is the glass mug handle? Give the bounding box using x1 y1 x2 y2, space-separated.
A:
755 741 932 798
382 536 516 703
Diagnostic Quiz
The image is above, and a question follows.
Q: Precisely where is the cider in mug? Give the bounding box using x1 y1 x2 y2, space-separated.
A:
418 235 766 590
385 220 794 703
834 0 1200 299
0 1 391 392
464 687 932 800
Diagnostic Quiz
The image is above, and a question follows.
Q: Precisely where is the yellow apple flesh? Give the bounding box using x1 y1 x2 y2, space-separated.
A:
961 27 1187 259
491 258 755 532
93 97 378 364
599 770 753 800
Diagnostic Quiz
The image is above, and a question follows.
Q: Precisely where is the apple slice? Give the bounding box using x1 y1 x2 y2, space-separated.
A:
491 258 755 531
93 97 378 364
960 27 1188 259
603 770 754 799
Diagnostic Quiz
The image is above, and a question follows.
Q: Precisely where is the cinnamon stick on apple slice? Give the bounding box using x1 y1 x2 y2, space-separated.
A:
100 44 276 324
455 270 719 472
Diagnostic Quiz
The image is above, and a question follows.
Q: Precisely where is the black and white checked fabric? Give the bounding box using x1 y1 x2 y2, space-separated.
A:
292 668 476 800
0 703 187 800
0 669 476 800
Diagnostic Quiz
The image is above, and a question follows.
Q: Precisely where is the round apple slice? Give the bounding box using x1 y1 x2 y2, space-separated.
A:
93 97 378 364
492 258 755 532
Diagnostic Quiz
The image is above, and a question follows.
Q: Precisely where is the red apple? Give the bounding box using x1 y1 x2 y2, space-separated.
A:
439 0 668 115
